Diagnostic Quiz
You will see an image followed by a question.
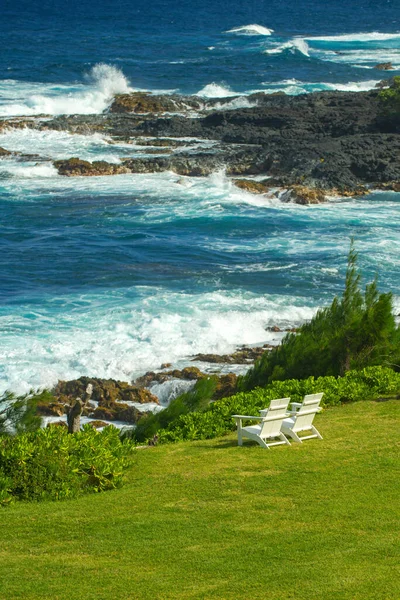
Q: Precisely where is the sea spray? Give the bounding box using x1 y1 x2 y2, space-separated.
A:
0 64 131 117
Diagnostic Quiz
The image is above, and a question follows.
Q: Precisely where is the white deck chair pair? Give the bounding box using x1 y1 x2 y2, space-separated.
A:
232 393 323 449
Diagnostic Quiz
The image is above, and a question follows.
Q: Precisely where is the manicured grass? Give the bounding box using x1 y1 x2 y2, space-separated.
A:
0 401 399 599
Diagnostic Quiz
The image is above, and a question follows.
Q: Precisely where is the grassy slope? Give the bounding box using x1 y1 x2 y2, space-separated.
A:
0 401 399 600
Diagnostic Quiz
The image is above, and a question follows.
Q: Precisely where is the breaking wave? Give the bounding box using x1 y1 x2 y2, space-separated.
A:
266 38 310 57
226 24 274 36
0 64 131 117
196 83 238 98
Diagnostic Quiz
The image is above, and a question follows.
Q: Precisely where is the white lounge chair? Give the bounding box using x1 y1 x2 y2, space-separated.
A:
281 393 324 443
232 398 291 449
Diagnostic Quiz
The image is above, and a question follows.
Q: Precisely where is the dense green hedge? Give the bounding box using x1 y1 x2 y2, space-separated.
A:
0 425 134 505
157 367 400 444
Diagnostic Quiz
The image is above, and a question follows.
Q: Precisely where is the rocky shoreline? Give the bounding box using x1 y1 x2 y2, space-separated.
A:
38 343 279 428
1 85 400 203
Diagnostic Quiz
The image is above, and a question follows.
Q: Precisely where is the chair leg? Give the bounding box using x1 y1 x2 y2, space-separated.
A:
256 437 271 450
287 430 303 443
311 425 323 440
237 424 243 446
280 432 291 446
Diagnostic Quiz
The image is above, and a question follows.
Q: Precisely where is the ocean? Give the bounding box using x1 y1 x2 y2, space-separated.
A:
1 0 400 394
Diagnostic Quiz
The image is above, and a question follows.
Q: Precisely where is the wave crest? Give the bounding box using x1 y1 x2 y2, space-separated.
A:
226 24 274 36
0 64 131 117
266 38 310 57
196 83 238 98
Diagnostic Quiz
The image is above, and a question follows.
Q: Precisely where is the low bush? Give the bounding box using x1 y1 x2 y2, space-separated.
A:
156 367 400 444
379 76 400 114
0 425 134 505
128 376 217 443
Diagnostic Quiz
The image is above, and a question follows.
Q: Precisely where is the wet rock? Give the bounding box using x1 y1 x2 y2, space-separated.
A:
376 181 400 192
36 402 68 417
53 376 159 405
0 146 12 156
91 403 143 424
109 92 202 114
233 179 269 194
280 185 327 205
54 157 130 177
47 420 68 428
160 363 172 369
134 366 206 388
213 374 238 400
135 138 193 147
87 420 109 429
266 325 282 332
374 63 393 71
192 346 271 364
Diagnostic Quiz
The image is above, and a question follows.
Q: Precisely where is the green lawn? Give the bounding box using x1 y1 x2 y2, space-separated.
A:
1 400 399 600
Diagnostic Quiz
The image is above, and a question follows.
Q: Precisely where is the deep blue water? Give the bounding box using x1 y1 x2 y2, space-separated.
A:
0 0 400 393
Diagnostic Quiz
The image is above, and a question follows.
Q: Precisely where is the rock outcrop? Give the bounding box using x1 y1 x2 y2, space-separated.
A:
233 179 270 194
374 63 393 71
109 92 203 114
53 158 130 177
4 88 400 197
53 376 159 405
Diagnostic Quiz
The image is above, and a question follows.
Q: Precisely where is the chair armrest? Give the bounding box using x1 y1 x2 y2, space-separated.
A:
290 402 302 410
232 415 263 421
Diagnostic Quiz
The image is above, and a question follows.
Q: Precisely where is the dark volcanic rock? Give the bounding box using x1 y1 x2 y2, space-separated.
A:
192 345 272 364
54 158 130 176
134 366 205 388
109 92 203 114
53 376 159 405
233 179 270 194
374 63 393 71
280 185 328 205
5 89 400 194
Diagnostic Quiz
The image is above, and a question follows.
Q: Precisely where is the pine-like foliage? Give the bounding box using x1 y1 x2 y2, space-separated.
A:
240 242 400 390
0 390 43 436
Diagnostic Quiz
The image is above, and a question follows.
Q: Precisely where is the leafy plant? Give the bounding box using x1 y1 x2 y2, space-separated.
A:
127 376 217 444
0 425 134 504
378 76 400 114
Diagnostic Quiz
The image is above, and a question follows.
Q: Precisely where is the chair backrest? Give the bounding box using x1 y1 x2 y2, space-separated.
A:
293 393 323 432
259 398 290 438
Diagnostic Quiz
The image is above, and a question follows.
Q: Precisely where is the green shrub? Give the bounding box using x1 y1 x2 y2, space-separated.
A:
240 243 400 390
128 376 218 443
156 367 400 444
379 76 400 115
0 425 134 504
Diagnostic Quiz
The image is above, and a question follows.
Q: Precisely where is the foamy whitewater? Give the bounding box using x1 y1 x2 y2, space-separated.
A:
1 0 400 394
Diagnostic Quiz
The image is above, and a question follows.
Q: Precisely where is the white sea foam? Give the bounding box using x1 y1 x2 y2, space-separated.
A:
0 128 130 162
265 38 310 57
149 379 195 406
196 83 238 98
259 78 379 95
0 161 58 179
0 289 317 395
305 32 400 42
226 24 274 36
0 64 131 117
207 96 258 110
